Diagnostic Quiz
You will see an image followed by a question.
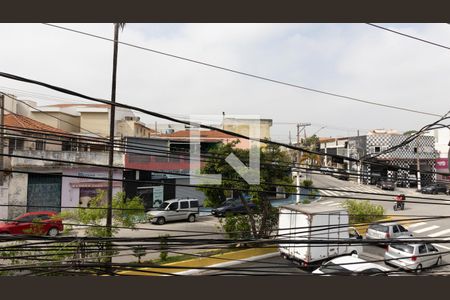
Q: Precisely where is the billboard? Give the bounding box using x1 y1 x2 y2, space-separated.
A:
436 158 449 172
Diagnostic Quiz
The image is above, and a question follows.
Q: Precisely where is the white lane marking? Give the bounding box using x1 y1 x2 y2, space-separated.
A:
429 229 450 238
405 222 427 229
413 225 440 234
327 202 342 207
434 244 450 251
319 201 334 205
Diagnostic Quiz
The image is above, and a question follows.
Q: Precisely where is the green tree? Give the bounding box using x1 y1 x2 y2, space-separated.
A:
302 134 320 149
198 143 294 239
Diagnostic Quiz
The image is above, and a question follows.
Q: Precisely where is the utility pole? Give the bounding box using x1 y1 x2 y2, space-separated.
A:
416 133 422 190
0 94 4 186
295 122 311 203
106 23 122 272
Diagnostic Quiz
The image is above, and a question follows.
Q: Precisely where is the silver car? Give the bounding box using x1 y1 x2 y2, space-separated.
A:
366 222 413 240
147 198 200 225
384 241 442 273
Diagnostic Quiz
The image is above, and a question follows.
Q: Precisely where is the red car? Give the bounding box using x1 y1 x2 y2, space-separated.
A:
0 211 63 236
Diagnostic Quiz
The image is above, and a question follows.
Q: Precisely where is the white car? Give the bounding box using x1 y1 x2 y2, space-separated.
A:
147 198 200 225
384 240 442 273
312 255 391 276
366 222 413 241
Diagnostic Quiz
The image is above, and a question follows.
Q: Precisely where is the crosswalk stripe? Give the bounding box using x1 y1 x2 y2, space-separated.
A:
405 222 427 229
429 229 450 238
319 201 334 205
414 225 440 234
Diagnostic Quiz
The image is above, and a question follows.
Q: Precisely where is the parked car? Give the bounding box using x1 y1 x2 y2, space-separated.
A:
211 199 257 217
376 179 396 191
312 254 391 276
147 198 200 225
420 183 448 195
365 222 413 241
331 169 349 181
0 211 63 236
319 167 333 175
384 240 442 273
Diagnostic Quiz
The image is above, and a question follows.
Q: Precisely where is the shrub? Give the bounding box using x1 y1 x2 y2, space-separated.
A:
343 199 385 224
302 179 314 188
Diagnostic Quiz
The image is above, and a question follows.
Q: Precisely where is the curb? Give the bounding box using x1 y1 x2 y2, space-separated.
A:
176 252 279 275
118 247 278 276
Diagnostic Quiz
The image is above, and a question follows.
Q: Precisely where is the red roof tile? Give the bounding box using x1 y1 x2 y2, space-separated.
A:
4 113 69 134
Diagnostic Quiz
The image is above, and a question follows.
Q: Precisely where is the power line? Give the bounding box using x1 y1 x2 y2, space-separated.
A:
2 70 450 181
40 23 441 118
367 23 450 51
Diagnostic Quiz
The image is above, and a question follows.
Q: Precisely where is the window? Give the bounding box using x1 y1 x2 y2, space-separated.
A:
35 140 45 150
418 245 427 254
426 244 437 252
413 147 418 153
190 200 199 208
8 137 25 154
318 262 349 274
168 202 178 211
391 244 414 254
393 226 399 233
398 225 409 232
180 201 189 209
15 215 35 223
360 268 387 276
369 224 388 233
374 146 381 153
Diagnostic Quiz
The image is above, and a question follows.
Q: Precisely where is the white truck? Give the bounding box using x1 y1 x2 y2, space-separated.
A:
278 203 362 267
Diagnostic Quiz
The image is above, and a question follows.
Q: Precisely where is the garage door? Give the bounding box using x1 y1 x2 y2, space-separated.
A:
27 174 62 212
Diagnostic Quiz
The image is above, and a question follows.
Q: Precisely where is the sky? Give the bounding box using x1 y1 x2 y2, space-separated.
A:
0 23 449 143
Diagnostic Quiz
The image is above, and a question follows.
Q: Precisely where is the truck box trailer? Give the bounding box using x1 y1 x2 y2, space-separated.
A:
278 203 362 266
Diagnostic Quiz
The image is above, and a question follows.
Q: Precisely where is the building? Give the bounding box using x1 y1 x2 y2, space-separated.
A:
223 117 273 145
0 113 125 219
30 103 155 138
348 130 436 187
427 128 450 182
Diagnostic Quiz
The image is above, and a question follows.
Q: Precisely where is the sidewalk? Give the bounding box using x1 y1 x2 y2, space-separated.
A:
117 247 278 276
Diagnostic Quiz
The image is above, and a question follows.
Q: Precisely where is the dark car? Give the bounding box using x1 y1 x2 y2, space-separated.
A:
420 183 449 194
376 179 396 191
0 211 63 237
211 199 257 217
331 169 349 181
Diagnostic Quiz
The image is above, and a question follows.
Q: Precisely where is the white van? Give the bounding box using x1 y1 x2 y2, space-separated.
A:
147 198 200 225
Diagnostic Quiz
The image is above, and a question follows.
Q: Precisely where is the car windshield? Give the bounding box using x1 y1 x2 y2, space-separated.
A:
390 244 414 254
158 202 170 210
369 224 388 233
319 262 351 274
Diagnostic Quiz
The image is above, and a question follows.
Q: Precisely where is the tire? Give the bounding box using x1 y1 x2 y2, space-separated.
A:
350 250 358 255
156 217 166 225
47 227 59 237
436 256 442 266
393 205 398 211
415 264 423 274
187 214 196 223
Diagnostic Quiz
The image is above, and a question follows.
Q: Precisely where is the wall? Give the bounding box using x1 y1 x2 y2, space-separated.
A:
61 168 122 211
11 150 124 168
31 112 81 133
6 173 28 219
80 112 109 136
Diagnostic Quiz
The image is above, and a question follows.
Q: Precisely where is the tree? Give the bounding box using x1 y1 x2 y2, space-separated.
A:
198 143 294 239
302 134 320 149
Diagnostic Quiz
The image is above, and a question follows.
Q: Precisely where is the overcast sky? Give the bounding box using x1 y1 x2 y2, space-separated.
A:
1 23 449 142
